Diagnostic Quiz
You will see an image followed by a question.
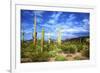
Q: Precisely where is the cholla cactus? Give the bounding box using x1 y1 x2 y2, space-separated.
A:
57 28 62 47
41 28 45 52
33 15 37 48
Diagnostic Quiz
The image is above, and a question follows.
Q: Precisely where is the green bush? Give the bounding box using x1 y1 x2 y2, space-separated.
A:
61 45 70 53
48 51 57 57
55 55 66 61
81 48 89 58
31 51 50 62
77 44 83 52
62 44 77 54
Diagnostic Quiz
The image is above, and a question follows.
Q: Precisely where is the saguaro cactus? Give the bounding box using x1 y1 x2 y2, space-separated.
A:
22 31 24 42
48 32 51 45
57 28 62 47
41 28 45 52
33 15 37 49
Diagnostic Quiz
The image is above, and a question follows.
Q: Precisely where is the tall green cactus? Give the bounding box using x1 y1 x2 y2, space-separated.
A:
22 31 24 42
33 15 37 49
57 28 62 47
48 32 51 45
41 28 45 52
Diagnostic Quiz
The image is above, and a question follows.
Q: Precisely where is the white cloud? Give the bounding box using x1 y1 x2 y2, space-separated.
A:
51 12 62 19
82 19 89 29
36 17 43 23
61 33 78 40
61 27 88 33
48 19 55 24
45 32 54 36
23 28 33 34
66 14 76 22
33 11 45 17
48 12 62 24
82 19 89 23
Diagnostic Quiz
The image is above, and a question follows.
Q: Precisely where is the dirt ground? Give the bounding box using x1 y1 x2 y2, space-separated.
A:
49 52 87 61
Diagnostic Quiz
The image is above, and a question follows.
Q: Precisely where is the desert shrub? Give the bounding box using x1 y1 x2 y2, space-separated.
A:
77 44 83 52
61 44 70 53
62 44 77 54
69 47 76 53
81 48 89 58
21 50 26 58
49 43 56 50
36 45 42 52
21 42 28 49
48 51 57 57
31 51 50 62
55 55 66 61
22 51 32 58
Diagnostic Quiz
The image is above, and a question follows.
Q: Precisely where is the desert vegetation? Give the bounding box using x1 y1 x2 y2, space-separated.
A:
21 16 90 63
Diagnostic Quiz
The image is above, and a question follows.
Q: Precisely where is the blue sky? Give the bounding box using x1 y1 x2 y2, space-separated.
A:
21 10 90 41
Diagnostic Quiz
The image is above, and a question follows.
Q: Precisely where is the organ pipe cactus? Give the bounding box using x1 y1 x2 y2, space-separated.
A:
41 28 45 52
33 15 37 49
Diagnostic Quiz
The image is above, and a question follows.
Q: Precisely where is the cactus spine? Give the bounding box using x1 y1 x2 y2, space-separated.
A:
41 28 44 52
33 15 37 49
